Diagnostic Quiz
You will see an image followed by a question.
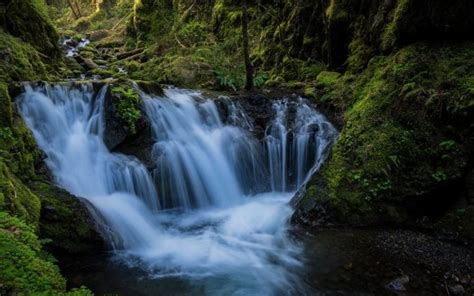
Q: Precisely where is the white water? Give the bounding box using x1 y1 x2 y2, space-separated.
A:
62 37 90 57
17 83 337 295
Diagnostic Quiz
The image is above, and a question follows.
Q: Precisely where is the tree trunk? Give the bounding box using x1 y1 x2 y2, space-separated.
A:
242 0 253 90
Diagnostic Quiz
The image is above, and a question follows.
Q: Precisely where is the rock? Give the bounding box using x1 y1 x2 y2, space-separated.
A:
385 275 410 292
136 81 164 97
102 83 152 151
76 56 98 70
64 56 85 74
30 180 106 255
87 29 109 42
449 284 465 295
94 59 108 66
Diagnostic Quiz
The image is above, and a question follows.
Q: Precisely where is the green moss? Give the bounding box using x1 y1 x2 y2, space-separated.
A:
325 0 348 21
91 67 115 78
1 0 60 56
0 81 39 179
381 0 411 51
0 211 65 294
0 30 48 81
0 162 41 227
316 71 341 88
29 181 102 255
131 0 176 42
305 43 474 223
0 212 94 294
347 39 374 73
111 85 142 134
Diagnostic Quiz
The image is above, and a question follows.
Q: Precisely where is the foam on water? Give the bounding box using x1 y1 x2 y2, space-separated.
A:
17 83 337 295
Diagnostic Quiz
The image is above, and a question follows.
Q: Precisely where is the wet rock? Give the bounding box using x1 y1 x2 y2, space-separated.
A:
101 83 153 153
30 180 106 255
76 56 98 70
385 275 409 292
135 81 164 97
64 38 79 48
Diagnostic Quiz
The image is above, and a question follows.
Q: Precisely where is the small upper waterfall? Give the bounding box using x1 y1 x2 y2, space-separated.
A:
17 83 337 295
266 100 337 191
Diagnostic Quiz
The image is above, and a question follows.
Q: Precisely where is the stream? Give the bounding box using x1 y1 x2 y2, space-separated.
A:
17 83 338 295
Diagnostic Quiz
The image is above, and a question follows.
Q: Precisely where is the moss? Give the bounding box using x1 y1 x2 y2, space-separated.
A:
0 211 65 294
91 67 115 78
381 0 411 51
0 30 48 81
305 43 474 223
131 0 176 42
0 81 39 179
325 0 348 21
0 212 94 294
111 85 142 134
1 0 60 56
316 71 341 88
347 39 374 73
29 180 103 255
0 161 41 227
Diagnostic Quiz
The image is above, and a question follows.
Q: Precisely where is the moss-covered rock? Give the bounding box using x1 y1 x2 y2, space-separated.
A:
298 43 474 226
0 211 94 295
102 82 153 150
110 84 142 134
0 211 65 293
1 0 60 56
0 30 48 81
0 161 40 227
30 180 105 255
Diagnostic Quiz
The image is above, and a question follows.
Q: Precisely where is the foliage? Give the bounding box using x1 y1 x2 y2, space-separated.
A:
306 43 474 223
0 211 66 294
112 85 142 134
0 31 48 81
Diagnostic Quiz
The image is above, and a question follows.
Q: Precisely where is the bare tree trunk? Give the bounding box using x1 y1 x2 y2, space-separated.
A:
242 0 253 90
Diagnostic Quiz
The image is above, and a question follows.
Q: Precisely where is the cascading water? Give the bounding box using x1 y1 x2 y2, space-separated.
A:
17 83 337 295
265 100 338 191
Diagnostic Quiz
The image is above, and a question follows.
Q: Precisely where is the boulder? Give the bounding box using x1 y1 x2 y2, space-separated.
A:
87 29 109 42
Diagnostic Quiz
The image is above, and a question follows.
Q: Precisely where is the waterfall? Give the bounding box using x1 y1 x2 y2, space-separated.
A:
143 89 269 209
17 83 337 295
265 100 338 192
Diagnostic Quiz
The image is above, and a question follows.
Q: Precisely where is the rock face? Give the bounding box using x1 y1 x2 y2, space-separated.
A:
102 82 149 150
30 180 106 255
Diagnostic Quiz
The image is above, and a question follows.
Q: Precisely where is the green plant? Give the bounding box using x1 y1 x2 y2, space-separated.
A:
111 86 142 134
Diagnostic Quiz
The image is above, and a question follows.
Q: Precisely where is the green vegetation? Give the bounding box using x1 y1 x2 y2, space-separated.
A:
305 43 474 225
111 85 142 133
0 212 65 293
1 0 60 56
